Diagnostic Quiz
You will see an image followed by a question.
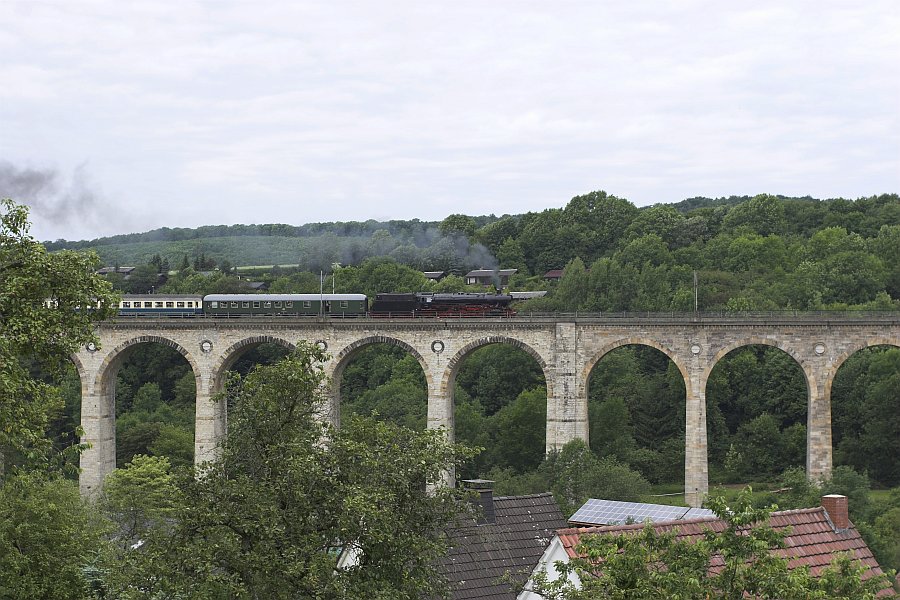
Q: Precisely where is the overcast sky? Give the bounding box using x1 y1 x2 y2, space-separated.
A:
1 1 898 242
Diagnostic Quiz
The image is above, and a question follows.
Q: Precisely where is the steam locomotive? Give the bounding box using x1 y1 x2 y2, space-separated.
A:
368 292 515 317
114 292 515 318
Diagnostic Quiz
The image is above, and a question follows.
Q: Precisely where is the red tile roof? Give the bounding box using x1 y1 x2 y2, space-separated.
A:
557 506 894 596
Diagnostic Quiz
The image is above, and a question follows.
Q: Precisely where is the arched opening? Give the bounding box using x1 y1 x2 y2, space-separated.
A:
105 342 197 469
212 337 295 429
451 343 547 481
337 341 428 432
706 345 808 486
228 344 292 379
831 344 900 488
587 344 686 491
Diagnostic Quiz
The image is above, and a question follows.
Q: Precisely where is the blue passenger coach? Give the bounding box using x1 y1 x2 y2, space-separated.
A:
118 294 204 317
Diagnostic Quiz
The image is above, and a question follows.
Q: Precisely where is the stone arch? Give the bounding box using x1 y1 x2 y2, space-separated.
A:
69 351 89 399
70 352 87 385
581 337 691 399
703 337 814 400
440 335 551 397
333 335 431 387
329 335 433 429
94 334 201 397
823 337 900 401
209 335 296 394
703 336 817 482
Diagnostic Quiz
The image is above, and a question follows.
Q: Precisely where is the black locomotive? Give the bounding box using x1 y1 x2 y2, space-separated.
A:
369 292 515 317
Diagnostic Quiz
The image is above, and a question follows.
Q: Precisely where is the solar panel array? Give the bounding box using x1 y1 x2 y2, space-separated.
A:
568 499 715 526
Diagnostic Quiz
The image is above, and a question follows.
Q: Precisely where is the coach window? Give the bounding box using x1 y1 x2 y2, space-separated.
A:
264 302 272 308
340 301 348 309
303 301 311 308
253 301 260 308
187 302 194 307
274 301 282 308
155 302 163 308
231 302 238 308
122 302 131 308
176 302 184 308
166 302 174 308
242 301 249 308
211 302 218 308
286 301 293 308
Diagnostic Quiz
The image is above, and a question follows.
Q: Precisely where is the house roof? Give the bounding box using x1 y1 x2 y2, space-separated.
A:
440 492 567 600
97 266 136 275
557 506 894 596
543 269 564 279
423 271 446 279
509 291 547 300
465 269 517 278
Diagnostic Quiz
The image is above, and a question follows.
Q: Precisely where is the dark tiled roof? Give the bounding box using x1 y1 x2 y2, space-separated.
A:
543 269 564 279
440 492 566 600
97 266 135 275
558 506 894 596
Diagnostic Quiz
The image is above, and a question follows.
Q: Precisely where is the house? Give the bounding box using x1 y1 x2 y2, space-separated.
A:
440 481 567 599
465 268 517 287
242 281 269 291
543 269 564 281
97 266 136 277
509 291 548 301
337 480 566 599
525 495 895 598
423 271 446 281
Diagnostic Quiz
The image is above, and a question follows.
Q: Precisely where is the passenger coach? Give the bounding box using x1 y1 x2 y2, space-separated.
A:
118 294 204 317
203 294 368 317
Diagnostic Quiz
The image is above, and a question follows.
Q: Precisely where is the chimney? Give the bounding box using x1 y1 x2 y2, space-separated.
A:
822 494 850 530
463 479 496 525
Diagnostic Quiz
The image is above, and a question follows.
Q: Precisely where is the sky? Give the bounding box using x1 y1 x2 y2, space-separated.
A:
1 1 898 242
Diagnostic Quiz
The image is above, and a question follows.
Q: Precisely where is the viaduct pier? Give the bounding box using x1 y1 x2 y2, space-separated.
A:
73 313 900 507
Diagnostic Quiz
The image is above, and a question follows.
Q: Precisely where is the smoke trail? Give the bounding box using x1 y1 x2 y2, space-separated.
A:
0 161 127 240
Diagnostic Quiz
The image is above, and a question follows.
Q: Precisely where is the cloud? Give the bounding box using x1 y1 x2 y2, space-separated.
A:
0 1 897 241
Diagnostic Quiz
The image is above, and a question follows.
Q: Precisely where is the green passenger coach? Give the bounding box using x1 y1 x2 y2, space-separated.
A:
202 294 368 317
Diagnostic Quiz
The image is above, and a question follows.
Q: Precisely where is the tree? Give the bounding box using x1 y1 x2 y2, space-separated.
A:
439 214 477 238
101 454 179 550
722 194 787 236
542 440 650 516
532 488 894 599
107 343 473 599
0 472 109 599
1 198 118 470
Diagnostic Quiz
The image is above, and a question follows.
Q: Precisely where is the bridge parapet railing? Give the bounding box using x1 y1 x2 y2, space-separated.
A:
107 310 900 325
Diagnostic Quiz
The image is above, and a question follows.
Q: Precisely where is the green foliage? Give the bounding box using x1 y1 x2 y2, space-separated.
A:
546 440 651 516
101 454 179 549
587 346 685 484
0 472 109 599
102 343 473 599
1 198 118 470
832 346 900 487
439 213 477 238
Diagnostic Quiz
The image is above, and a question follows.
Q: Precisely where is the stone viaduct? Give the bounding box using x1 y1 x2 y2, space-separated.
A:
73 314 900 507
